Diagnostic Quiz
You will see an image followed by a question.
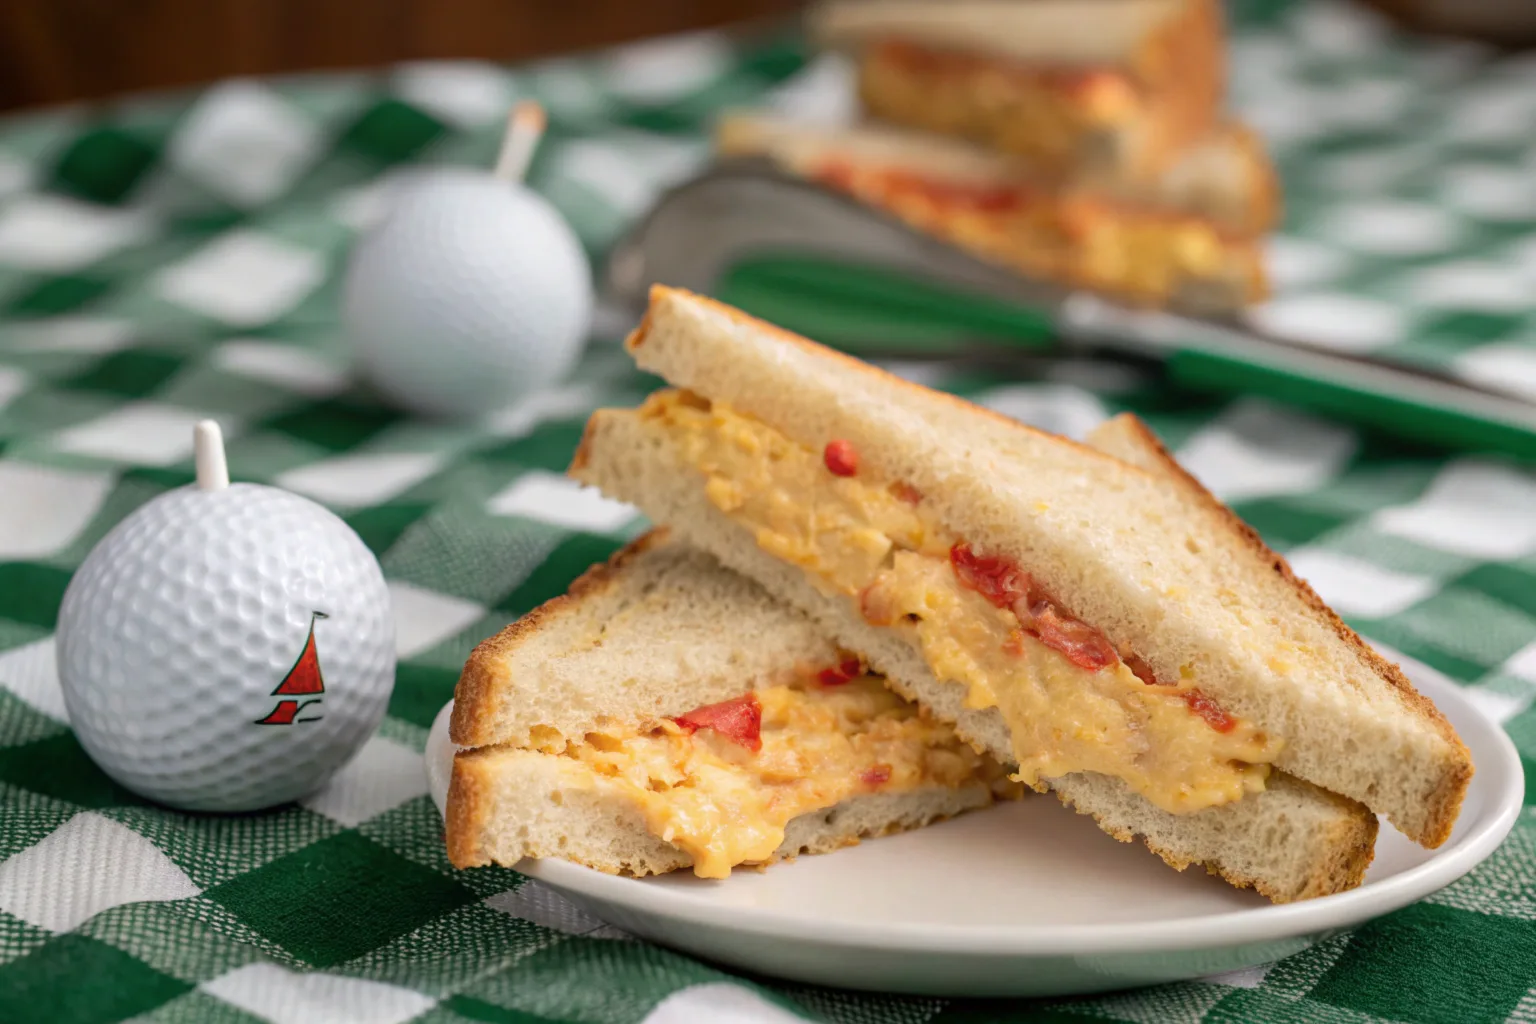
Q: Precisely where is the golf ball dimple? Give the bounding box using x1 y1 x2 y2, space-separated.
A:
56 483 396 812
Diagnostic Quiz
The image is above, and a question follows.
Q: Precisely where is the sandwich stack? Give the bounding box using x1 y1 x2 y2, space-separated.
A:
716 0 1279 313
446 285 1473 904
448 530 1018 878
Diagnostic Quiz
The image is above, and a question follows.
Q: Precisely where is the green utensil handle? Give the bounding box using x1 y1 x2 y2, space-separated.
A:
716 257 1058 353
1169 349 1536 461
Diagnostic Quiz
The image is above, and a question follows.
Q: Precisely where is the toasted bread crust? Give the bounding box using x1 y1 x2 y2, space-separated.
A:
445 749 494 868
569 414 599 475
1224 121 1282 235
450 529 672 747
1100 413 1471 847
1136 0 1222 176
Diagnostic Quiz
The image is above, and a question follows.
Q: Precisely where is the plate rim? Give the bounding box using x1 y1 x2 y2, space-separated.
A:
432 649 1523 957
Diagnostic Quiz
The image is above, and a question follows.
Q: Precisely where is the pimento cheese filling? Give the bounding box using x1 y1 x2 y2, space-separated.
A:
806 159 1240 303
563 674 1005 879
640 389 1280 814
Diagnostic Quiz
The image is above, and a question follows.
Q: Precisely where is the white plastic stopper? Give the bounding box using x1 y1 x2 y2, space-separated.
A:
194 420 229 492
493 101 547 183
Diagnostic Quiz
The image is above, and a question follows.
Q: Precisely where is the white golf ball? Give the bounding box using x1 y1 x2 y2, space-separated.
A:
343 169 593 420
56 483 395 812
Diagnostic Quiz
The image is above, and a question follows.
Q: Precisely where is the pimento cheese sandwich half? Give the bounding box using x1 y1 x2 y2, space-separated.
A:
563 286 1473 902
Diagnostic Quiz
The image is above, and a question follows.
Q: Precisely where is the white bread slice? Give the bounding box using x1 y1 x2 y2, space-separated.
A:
715 111 1279 240
451 529 837 749
448 747 997 875
571 287 1471 849
809 0 1188 65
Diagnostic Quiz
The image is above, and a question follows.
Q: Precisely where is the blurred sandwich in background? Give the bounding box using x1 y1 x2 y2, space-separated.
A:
716 0 1279 313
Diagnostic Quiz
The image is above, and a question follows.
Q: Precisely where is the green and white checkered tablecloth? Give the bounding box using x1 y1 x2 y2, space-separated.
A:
1 2 1534 1021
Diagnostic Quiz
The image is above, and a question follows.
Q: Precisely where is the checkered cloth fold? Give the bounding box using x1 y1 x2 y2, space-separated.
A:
0 2 1534 1022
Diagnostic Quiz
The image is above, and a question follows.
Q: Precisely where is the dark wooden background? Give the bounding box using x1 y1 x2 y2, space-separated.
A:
1 0 1529 113
0 0 806 112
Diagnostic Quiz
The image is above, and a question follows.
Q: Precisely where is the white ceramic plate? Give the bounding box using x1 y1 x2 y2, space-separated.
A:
426 652 1522 997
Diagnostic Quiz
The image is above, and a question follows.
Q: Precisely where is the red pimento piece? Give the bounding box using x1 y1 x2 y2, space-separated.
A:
1123 654 1236 732
949 543 1032 609
1125 654 1161 686
877 171 1023 213
890 480 923 505
950 541 1234 729
813 161 1023 215
672 694 763 751
824 439 860 477
1181 690 1236 733
815 160 858 193
817 658 864 686
861 763 892 787
1033 607 1118 672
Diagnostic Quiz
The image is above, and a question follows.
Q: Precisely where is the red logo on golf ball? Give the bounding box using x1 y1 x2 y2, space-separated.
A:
255 611 327 725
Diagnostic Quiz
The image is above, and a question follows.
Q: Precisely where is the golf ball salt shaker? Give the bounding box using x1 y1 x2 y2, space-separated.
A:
342 101 592 420
56 422 396 812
